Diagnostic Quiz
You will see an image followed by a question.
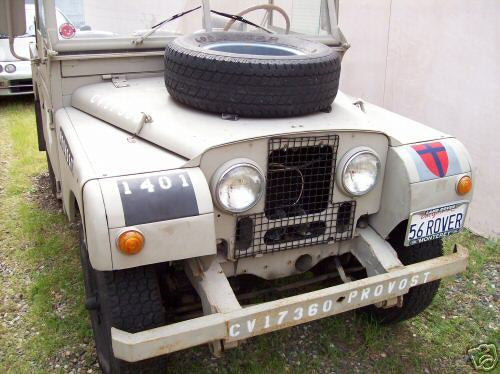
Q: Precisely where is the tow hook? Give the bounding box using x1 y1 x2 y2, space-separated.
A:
85 295 100 310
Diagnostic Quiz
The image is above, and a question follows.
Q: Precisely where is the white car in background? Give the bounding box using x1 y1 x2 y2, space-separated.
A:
0 3 112 96
0 4 68 96
0 34 33 95
0 13 35 95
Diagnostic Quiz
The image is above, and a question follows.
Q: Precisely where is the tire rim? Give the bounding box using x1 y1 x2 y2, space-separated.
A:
204 42 305 56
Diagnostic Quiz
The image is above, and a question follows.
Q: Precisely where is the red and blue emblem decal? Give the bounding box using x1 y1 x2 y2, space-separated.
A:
404 139 468 182
411 142 449 177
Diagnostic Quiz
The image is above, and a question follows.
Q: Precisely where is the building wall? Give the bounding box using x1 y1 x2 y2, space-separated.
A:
339 0 500 238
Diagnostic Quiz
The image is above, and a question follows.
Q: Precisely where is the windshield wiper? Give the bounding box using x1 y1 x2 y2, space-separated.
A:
133 5 201 45
210 10 273 34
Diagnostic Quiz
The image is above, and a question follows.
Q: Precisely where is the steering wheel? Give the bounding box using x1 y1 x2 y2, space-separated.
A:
223 4 291 34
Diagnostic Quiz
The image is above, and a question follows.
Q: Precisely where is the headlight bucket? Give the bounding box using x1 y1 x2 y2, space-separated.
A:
4 64 16 73
212 159 265 213
337 147 381 196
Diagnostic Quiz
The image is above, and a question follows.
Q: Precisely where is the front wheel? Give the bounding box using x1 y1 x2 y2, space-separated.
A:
79 227 168 373
363 224 443 324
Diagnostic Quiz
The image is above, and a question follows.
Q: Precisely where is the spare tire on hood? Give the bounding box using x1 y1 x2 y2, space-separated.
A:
164 32 341 118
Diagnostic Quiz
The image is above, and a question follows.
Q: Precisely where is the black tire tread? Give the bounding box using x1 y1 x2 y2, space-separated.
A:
363 228 443 325
164 34 341 118
100 268 167 373
102 267 166 334
80 229 168 373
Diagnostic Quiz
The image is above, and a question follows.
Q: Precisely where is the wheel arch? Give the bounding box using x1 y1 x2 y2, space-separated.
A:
67 189 79 222
386 219 409 246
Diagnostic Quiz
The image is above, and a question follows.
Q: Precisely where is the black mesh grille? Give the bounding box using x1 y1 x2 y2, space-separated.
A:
234 135 356 258
266 135 337 218
235 201 356 258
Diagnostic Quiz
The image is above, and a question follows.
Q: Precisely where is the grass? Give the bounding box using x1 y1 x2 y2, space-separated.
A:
0 99 91 373
0 98 498 373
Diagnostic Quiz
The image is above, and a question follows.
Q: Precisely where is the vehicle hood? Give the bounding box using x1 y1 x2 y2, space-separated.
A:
71 76 449 161
0 37 34 62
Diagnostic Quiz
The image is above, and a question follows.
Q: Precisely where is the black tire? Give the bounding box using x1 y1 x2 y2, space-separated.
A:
35 97 46 151
79 227 168 373
46 152 57 198
164 32 341 118
363 223 443 325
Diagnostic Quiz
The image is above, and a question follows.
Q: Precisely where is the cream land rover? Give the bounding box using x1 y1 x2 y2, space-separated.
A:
1 0 472 372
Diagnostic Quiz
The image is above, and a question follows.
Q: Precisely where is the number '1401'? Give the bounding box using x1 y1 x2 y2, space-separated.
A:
121 174 189 195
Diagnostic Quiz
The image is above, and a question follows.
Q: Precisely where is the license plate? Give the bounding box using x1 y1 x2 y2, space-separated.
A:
405 202 468 245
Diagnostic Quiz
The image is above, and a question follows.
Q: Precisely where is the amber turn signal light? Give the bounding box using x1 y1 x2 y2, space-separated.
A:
117 230 145 255
456 175 472 195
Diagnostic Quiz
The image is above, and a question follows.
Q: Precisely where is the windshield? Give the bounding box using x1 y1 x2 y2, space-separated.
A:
50 0 334 40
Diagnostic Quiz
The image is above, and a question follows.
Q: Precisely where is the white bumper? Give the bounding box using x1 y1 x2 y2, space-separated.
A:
111 245 468 362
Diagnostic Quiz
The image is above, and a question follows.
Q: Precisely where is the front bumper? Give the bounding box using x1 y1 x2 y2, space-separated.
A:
111 244 468 362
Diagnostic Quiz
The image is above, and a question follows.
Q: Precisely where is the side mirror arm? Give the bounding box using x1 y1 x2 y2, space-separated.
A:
9 37 31 61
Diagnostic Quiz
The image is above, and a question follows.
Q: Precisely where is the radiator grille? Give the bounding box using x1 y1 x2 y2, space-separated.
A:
235 201 356 258
10 79 32 86
266 135 337 218
234 135 356 258
9 79 33 93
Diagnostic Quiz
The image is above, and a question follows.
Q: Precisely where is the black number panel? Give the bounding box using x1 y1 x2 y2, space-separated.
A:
117 171 199 226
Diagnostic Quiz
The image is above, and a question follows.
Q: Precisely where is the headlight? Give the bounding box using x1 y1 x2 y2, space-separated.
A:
339 148 380 196
214 162 264 213
4 64 16 73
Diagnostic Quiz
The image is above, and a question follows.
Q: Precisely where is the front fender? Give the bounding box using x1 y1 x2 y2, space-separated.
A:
83 179 113 270
83 168 216 271
370 138 473 239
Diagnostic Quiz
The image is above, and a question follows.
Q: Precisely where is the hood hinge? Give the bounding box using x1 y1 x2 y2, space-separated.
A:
102 74 129 88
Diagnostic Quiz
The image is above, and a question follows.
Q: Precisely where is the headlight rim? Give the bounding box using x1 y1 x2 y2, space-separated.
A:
338 147 381 197
4 63 16 73
213 159 265 214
